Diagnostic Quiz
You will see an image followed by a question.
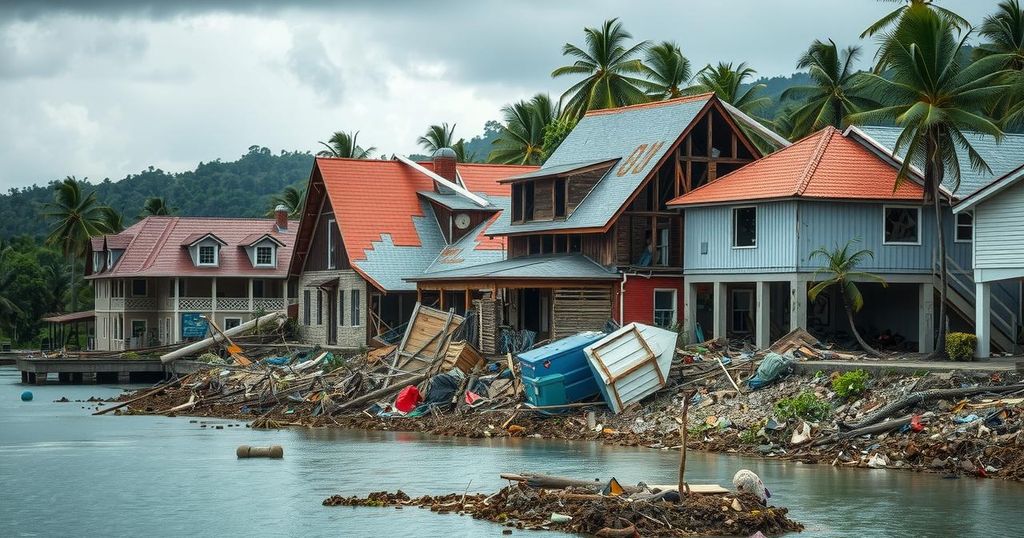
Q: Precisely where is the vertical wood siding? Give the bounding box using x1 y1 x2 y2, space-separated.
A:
683 201 798 274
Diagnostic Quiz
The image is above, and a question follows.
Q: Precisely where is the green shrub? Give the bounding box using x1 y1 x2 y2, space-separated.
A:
946 332 977 362
122 351 141 360
832 369 870 399
774 392 831 422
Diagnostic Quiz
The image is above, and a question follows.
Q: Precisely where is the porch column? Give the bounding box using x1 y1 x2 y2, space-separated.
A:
712 281 727 340
248 278 254 313
918 282 935 353
172 277 180 344
790 277 806 331
282 279 289 312
683 281 698 343
976 281 991 359
211 277 218 316
756 281 770 349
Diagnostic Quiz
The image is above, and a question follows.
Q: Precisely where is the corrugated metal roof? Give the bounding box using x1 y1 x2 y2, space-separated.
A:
487 94 714 235
856 125 1024 198
408 253 620 282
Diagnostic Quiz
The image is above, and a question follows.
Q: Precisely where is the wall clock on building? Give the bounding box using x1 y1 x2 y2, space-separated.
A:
454 213 471 230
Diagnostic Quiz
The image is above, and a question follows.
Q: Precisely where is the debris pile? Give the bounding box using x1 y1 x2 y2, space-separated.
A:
322 476 802 537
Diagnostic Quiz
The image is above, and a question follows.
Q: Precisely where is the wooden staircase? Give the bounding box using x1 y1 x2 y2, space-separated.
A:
936 255 1017 353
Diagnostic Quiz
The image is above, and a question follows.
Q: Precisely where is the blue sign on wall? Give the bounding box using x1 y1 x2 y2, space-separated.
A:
181 313 208 339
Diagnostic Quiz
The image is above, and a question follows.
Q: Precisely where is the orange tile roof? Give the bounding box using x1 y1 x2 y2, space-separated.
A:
668 126 924 206
316 158 535 261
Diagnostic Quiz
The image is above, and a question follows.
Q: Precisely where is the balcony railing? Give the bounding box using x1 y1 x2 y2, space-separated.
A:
253 298 285 311
104 296 287 312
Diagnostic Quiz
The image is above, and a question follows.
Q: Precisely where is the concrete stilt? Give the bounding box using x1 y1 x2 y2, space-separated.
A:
790 278 806 332
756 281 771 349
712 281 727 340
976 281 991 359
34 372 47 385
683 281 697 343
919 282 935 353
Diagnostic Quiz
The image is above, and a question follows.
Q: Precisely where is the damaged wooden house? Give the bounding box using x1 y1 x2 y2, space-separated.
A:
407 93 787 352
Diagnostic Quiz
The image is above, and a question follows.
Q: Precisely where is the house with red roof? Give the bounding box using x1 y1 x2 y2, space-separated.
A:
287 148 536 348
85 209 297 351
408 94 787 349
668 125 1022 354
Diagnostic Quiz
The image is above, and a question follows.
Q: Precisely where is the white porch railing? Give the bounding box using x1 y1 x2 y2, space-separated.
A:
125 297 157 310
178 297 213 311
110 297 124 310
253 298 285 311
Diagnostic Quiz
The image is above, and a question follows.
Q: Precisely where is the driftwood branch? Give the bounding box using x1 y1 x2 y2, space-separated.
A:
840 384 1024 430
812 414 914 447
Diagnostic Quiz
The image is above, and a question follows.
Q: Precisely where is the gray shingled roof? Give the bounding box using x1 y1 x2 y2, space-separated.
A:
499 158 618 182
487 95 713 235
417 190 497 211
408 253 620 282
423 197 509 275
857 125 1024 198
353 200 447 291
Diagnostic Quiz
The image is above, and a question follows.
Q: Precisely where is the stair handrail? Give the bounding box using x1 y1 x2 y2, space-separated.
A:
938 255 1018 344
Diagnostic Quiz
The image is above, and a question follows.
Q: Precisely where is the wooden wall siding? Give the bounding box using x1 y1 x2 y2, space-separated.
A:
684 201 799 274
567 168 606 213
533 178 555 220
795 201 971 273
305 198 350 271
552 288 612 340
975 180 1024 270
582 233 607 265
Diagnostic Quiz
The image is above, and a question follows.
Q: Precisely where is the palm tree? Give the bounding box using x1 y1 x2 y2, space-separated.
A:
317 131 376 159
808 241 888 356
43 177 106 312
0 246 23 330
849 7 1012 356
97 206 125 234
781 40 878 139
687 62 770 116
418 123 475 162
641 41 691 99
266 185 306 218
551 18 651 120
861 0 970 38
974 0 1024 127
489 94 560 165
139 196 176 218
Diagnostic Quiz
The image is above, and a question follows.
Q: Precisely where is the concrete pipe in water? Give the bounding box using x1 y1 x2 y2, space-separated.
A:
236 445 284 459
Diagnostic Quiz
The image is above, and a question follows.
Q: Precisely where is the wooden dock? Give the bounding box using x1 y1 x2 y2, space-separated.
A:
14 356 199 384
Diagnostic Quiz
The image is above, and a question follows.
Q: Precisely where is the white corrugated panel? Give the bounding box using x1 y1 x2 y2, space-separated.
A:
584 323 677 413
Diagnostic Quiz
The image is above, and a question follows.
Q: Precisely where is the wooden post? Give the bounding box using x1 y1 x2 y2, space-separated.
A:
464 288 471 312
439 290 446 311
678 390 695 495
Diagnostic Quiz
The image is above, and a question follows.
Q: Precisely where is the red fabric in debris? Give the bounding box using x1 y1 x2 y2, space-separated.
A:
395 385 421 413
464 391 482 406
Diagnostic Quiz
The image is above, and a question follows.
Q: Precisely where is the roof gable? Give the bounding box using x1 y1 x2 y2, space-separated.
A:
669 127 924 207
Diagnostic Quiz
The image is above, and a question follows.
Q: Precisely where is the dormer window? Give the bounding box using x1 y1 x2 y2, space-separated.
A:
93 252 104 273
198 245 217 266
255 246 274 266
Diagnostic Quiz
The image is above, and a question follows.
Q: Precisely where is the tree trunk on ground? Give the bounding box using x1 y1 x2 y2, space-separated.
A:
844 301 882 357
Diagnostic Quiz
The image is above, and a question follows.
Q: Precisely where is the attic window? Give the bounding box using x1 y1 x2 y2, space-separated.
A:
92 252 104 273
255 245 274 266
511 181 536 223
198 245 217 265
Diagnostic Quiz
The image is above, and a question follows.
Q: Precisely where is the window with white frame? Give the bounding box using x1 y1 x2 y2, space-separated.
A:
326 218 337 270
224 317 242 330
732 207 756 248
653 289 677 328
93 252 104 273
255 245 274 266
955 212 973 242
198 245 217 265
884 206 921 245
107 250 115 268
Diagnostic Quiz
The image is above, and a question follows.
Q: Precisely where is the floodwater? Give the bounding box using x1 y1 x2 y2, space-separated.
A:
1 366 1022 538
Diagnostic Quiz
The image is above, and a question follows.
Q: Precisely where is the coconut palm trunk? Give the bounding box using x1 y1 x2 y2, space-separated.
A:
842 297 882 356
928 130 949 357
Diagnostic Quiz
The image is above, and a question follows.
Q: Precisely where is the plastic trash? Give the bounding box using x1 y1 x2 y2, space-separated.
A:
747 353 792 390
550 513 572 523
20 391 32 402
953 414 980 424
394 385 421 413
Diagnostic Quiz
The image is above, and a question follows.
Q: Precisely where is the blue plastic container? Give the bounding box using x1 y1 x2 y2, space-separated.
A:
517 331 605 406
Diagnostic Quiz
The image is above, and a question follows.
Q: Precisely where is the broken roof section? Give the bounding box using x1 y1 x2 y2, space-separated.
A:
304 157 536 291
669 127 924 207
408 253 620 283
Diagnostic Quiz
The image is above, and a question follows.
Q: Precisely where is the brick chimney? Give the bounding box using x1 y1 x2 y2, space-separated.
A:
431 147 458 183
274 205 289 231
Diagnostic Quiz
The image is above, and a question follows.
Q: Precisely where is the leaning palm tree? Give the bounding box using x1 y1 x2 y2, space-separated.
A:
808 241 888 356
96 206 125 234
641 41 691 100
974 0 1024 127
43 177 106 312
266 185 306 218
139 196 176 218
687 62 770 116
551 18 651 120
489 94 560 165
861 0 970 38
781 40 879 139
849 7 1012 356
317 131 376 159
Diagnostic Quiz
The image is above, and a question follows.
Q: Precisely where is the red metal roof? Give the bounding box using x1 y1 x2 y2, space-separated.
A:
315 158 535 262
87 216 297 279
668 126 924 206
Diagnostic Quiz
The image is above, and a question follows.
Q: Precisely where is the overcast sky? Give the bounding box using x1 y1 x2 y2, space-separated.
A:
0 0 997 189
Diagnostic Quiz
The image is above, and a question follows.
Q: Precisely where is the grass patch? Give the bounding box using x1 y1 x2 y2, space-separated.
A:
774 392 831 422
832 369 869 399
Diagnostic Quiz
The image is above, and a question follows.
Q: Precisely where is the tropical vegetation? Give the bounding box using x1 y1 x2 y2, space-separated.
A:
807 240 888 356
780 40 877 138
317 131 376 159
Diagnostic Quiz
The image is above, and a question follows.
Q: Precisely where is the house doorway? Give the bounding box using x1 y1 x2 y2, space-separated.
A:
130 320 147 349
730 288 754 336
326 289 338 345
